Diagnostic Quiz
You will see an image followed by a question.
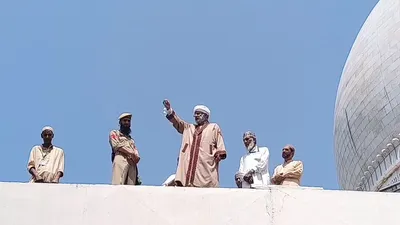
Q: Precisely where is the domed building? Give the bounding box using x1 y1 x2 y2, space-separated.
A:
334 0 400 192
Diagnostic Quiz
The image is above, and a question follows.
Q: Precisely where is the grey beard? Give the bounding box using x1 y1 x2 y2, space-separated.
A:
195 114 207 125
246 141 256 151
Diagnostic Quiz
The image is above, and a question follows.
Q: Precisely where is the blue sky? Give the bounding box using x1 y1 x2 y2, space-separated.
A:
0 0 378 189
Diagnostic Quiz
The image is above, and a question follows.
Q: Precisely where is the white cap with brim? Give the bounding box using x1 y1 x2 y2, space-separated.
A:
118 112 132 120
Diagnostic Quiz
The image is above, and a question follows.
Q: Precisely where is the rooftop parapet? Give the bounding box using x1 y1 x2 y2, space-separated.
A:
0 182 398 225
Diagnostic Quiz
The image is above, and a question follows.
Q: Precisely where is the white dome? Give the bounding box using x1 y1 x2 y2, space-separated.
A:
334 0 400 192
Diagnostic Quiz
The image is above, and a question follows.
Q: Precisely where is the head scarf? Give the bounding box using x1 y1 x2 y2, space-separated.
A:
193 105 210 116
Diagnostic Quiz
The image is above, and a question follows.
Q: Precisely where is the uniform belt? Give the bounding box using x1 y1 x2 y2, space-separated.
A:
115 151 130 158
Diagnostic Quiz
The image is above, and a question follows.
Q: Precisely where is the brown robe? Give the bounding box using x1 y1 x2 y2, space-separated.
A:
166 110 227 187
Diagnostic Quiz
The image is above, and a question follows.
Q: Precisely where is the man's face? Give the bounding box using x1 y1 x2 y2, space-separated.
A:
193 111 207 125
243 136 256 151
120 117 131 129
282 146 293 159
41 130 54 144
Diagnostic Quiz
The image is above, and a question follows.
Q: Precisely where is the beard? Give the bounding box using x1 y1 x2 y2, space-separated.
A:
246 140 256 151
282 152 291 159
120 126 131 135
195 114 207 125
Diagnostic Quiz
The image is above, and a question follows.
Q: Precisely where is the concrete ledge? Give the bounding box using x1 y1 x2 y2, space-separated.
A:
0 182 398 225
252 184 324 190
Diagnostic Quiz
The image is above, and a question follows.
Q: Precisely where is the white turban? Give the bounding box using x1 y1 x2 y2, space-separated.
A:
42 126 54 133
193 105 210 116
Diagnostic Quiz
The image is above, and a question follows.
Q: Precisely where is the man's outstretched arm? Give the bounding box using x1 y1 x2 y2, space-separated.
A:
164 99 189 134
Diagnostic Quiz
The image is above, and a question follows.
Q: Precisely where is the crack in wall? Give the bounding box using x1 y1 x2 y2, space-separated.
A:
345 109 360 157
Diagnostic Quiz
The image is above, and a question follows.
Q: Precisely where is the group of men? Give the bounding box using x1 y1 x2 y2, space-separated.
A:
26 99 303 189
233 132 303 188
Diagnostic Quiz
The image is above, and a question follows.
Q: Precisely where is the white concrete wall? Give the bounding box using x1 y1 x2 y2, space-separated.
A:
0 182 399 225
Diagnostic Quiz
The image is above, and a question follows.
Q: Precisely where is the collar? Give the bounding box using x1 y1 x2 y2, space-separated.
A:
118 130 132 139
194 121 210 136
283 159 293 166
41 144 54 151
248 146 259 154
195 120 209 128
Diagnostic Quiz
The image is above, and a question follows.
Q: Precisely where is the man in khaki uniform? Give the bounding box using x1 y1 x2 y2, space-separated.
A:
109 113 141 185
271 144 303 186
163 99 227 188
27 126 65 183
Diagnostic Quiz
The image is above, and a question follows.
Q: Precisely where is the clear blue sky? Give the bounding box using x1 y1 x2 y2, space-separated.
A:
0 0 378 189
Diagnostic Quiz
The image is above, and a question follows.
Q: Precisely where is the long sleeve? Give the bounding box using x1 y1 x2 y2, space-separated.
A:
271 166 280 184
234 157 244 182
283 161 303 179
251 147 269 173
132 142 140 158
162 174 176 186
213 125 227 160
236 157 244 175
57 150 65 175
109 130 124 150
27 148 36 171
166 110 189 134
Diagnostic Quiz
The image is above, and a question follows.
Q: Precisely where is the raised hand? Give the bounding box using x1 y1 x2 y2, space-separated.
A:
163 99 171 110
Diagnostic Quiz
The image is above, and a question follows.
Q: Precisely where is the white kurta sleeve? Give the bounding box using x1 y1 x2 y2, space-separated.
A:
251 147 269 173
162 174 176 186
235 157 245 178
271 166 280 184
238 157 244 173
283 161 303 179
27 147 36 171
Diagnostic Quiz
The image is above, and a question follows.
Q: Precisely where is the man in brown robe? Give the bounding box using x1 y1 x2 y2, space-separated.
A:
271 144 303 186
109 113 141 185
27 126 65 183
163 99 227 188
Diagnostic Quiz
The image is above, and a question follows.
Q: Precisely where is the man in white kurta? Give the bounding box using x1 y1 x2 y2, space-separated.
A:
27 126 65 183
235 131 270 188
162 157 179 186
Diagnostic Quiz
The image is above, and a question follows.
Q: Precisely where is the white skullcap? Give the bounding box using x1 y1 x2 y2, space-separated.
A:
193 105 210 116
243 131 256 139
42 126 54 133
